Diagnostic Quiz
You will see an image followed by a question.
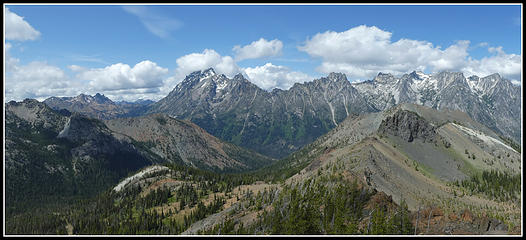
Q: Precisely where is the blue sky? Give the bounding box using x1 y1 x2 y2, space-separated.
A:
4 4 522 101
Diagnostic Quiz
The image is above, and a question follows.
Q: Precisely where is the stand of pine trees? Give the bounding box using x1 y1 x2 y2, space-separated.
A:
458 169 520 202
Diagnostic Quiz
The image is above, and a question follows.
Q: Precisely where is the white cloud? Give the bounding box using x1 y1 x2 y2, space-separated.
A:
122 6 182 39
5 7 41 41
101 88 163 102
298 25 473 80
462 46 521 82
76 60 169 91
163 49 241 95
169 49 311 92
5 43 20 72
233 38 283 61
174 49 241 81
5 61 82 101
243 63 312 90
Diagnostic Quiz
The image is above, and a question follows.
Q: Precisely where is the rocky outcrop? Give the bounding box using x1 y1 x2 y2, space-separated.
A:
378 110 436 142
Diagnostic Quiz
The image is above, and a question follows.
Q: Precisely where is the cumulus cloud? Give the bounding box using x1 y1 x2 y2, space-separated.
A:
162 49 241 94
5 7 41 41
101 87 164 102
76 60 169 91
233 38 283 61
5 43 20 72
298 25 475 80
170 48 312 91
243 63 312 90
122 6 182 39
5 61 82 101
462 46 521 82
5 59 172 102
174 49 241 80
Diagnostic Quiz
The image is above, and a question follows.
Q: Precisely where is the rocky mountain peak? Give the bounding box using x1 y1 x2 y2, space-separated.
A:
67 93 114 105
468 75 480 82
407 71 430 81
378 109 436 143
203 67 217 76
434 71 467 89
327 72 348 82
93 93 112 104
374 72 396 83
484 72 501 80
408 71 420 79
232 73 248 82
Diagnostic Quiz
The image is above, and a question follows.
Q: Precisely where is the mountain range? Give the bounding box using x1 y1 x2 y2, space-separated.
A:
44 93 153 120
76 103 520 235
42 69 520 160
5 99 273 216
352 71 521 146
147 68 375 158
5 68 522 235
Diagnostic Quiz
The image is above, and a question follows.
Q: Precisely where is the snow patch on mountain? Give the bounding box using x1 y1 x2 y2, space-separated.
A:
113 165 169 192
451 123 516 152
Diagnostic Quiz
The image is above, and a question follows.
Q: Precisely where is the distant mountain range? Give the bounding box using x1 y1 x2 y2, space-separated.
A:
41 69 521 160
44 93 153 120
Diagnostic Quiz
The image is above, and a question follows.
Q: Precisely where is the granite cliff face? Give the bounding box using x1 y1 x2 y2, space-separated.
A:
148 69 375 158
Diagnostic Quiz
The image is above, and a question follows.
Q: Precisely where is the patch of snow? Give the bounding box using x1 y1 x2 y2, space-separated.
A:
451 123 517 152
416 71 430 80
216 80 228 91
392 89 400 103
200 69 216 81
113 165 169 192
57 117 71 138
467 78 479 93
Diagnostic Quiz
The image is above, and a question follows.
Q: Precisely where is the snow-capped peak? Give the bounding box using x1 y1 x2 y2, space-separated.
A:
201 68 217 80
415 71 430 81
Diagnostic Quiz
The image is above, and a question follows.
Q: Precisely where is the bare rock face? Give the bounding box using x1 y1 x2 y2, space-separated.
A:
378 110 436 143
